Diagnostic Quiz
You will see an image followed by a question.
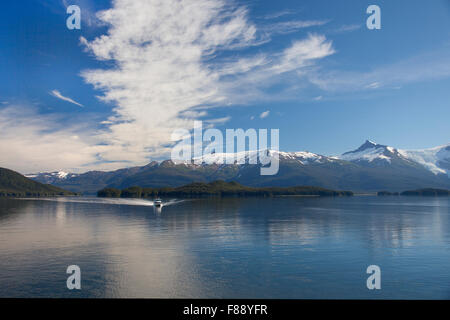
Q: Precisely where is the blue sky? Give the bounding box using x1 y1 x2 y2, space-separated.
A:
1 0 450 173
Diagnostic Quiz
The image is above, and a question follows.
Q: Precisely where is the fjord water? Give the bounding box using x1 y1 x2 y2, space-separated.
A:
0 196 449 299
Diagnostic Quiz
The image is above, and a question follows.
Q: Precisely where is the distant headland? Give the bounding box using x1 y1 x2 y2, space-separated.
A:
0 167 78 197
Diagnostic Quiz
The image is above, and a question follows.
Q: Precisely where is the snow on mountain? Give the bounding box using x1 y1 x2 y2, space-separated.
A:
339 140 450 176
399 144 450 176
189 149 330 165
25 171 72 179
56 171 69 179
25 141 450 186
339 140 400 163
278 150 336 164
24 171 79 184
191 149 265 165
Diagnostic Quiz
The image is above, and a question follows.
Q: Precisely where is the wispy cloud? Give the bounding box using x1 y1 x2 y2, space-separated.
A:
261 20 329 36
79 0 335 165
0 105 103 173
365 82 380 89
50 90 83 107
272 34 334 74
216 33 335 106
2 0 449 174
262 10 296 20
260 110 270 118
328 24 361 34
309 46 450 93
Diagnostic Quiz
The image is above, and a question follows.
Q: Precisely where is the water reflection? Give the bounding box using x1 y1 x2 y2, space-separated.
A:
0 196 449 298
153 205 162 215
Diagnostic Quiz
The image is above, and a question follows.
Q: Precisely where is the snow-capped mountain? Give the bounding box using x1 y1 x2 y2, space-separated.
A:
399 144 450 176
188 149 334 166
339 140 400 163
338 140 450 177
26 140 450 193
25 171 79 184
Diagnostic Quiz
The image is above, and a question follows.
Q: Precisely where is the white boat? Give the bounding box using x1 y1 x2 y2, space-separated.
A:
154 198 163 207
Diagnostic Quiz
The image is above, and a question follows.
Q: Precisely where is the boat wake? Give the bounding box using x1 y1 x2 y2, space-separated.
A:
19 197 185 207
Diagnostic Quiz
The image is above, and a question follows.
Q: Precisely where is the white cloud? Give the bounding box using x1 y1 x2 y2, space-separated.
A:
50 90 83 107
328 24 361 34
272 34 335 74
13 0 446 174
260 110 270 118
261 20 329 36
262 10 296 20
0 105 109 173
0 0 337 173
366 82 381 89
78 0 335 166
216 34 335 105
21 2 450 174
309 46 450 92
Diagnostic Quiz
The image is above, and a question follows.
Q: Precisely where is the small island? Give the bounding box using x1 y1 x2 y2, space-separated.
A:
97 180 354 198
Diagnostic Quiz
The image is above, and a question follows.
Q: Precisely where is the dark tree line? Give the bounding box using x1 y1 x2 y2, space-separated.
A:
97 180 354 198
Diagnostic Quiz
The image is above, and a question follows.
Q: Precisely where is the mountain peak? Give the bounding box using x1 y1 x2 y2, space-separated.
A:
360 139 379 148
365 139 377 146
343 140 383 155
339 140 399 163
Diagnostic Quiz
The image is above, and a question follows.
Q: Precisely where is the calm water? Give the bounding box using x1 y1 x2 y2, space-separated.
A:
0 196 449 299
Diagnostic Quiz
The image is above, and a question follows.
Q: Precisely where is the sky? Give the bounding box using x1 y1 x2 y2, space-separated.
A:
1 0 450 173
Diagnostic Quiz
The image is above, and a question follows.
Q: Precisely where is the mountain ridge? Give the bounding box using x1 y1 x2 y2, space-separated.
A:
25 140 450 194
